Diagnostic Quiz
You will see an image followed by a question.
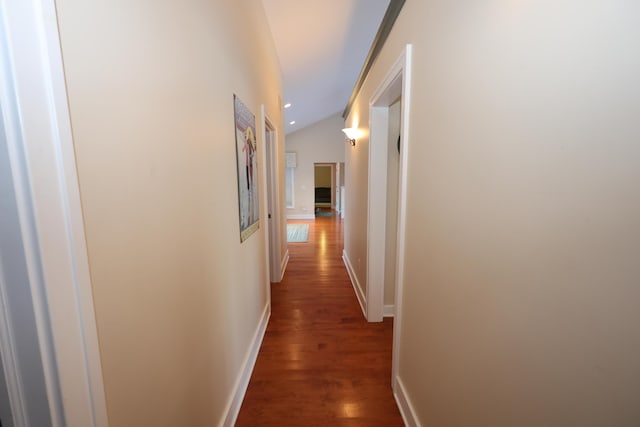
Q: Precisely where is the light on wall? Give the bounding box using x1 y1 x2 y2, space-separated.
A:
342 127 359 146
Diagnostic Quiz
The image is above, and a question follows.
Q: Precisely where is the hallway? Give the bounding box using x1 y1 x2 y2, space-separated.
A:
236 215 404 426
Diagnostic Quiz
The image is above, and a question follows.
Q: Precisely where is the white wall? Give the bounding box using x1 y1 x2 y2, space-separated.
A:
285 113 346 217
345 1 640 425
55 0 284 425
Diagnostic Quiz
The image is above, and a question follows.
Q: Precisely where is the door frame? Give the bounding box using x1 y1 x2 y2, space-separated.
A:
260 107 284 283
313 163 336 210
335 163 342 214
365 45 412 384
0 0 108 425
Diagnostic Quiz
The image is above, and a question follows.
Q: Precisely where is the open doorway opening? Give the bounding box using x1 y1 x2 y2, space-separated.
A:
383 99 401 317
337 162 345 219
365 45 412 391
314 163 336 218
261 108 286 283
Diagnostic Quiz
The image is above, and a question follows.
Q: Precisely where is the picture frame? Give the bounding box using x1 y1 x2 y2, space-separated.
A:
233 94 259 242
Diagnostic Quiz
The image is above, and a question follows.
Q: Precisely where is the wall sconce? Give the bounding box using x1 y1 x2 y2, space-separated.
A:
342 128 358 146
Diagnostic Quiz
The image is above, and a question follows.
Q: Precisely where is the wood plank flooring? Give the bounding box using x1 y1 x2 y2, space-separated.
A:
236 213 404 426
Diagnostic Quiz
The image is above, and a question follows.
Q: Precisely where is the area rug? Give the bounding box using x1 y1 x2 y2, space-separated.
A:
287 223 309 243
315 211 334 217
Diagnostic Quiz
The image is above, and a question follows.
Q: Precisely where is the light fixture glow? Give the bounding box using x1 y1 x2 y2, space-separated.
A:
284 103 292 109
289 121 296 125
342 127 358 146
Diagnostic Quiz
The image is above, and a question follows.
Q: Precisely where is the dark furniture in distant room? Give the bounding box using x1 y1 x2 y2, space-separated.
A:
315 187 331 204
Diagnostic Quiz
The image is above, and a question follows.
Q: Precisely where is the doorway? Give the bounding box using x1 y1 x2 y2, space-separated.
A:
383 99 401 317
261 109 284 283
337 162 345 218
0 1 108 423
314 163 336 216
366 45 412 388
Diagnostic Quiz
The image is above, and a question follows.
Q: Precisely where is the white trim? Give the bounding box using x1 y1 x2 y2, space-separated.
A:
392 44 412 388
219 303 270 427
394 376 421 427
279 249 290 281
365 103 389 322
1 0 108 425
383 305 395 317
286 214 315 220
365 46 410 323
364 44 412 383
0 5 63 425
260 105 271 287
261 106 281 286
342 250 366 319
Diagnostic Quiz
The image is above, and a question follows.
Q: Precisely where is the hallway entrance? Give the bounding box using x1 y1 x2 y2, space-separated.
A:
236 215 403 425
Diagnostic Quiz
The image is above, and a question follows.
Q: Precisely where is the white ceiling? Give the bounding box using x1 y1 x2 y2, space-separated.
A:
261 0 390 133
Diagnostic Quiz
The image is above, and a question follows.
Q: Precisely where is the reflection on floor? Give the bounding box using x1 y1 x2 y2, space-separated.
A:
236 214 403 426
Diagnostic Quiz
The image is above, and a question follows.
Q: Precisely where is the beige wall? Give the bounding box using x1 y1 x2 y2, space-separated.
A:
345 1 640 425
285 113 346 217
314 166 332 188
55 0 284 425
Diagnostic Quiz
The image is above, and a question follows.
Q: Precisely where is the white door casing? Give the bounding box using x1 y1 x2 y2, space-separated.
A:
0 0 109 425
261 107 284 283
365 44 412 387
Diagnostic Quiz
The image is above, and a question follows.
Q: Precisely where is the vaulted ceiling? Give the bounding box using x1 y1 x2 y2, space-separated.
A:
261 0 390 133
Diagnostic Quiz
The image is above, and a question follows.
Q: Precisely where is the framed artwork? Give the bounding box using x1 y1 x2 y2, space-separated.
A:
233 95 260 242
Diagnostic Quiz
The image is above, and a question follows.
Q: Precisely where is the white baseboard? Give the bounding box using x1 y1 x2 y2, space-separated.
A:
384 305 395 317
286 214 315 220
279 249 290 281
394 376 421 427
220 303 270 427
342 250 366 318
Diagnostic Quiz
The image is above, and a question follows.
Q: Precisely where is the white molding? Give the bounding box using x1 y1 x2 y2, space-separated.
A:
365 102 389 322
364 43 413 383
1 0 109 426
394 376 421 427
219 303 270 427
261 107 282 285
260 105 272 289
383 305 395 317
365 45 411 324
392 44 412 388
342 250 366 319
286 214 315 220
279 249 290 282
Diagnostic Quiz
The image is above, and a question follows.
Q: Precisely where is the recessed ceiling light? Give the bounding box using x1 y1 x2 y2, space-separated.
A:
284 103 292 109
289 121 296 125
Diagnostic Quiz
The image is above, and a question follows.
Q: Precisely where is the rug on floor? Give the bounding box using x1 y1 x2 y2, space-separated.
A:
315 211 333 217
287 223 309 243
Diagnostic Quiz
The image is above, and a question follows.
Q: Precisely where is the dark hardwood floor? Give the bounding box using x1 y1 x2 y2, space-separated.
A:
236 211 404 426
